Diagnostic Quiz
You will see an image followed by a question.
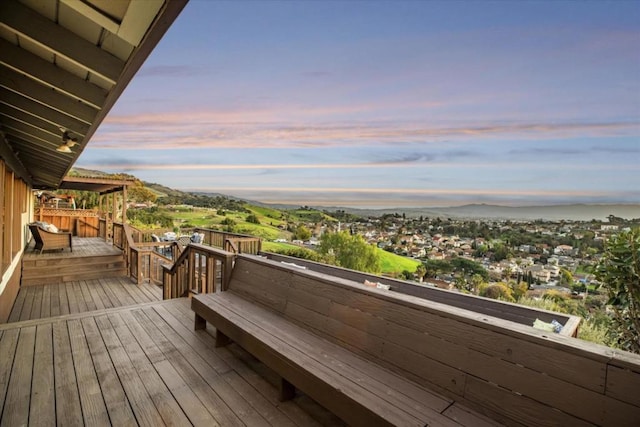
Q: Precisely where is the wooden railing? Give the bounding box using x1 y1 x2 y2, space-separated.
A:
194 228 262 254
162 243 235 299
35 207 100 236
104 226 258 290
98 218 106 239
109 222 175 285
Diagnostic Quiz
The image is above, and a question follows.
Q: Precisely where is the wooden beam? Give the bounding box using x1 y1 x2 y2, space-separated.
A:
0 39 107 109
0 104 86 138
0 114 58 140
6 142 71 167
0 68 98 124
0 88 90 137
118 0 164 47
0 0 124 84
59 0 120 35
0 133 32 184
122 185 127 224
1 120 59 148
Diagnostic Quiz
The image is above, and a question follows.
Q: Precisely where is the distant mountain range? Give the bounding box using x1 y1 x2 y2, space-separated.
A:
70 168 640 221
210 198 640 222
327 204 640 221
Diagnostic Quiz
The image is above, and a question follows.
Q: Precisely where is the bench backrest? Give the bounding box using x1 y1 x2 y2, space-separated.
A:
228 255 640 427
262 252 580 336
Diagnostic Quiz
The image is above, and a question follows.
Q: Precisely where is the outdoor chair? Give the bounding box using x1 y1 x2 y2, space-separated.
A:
28 223 72 254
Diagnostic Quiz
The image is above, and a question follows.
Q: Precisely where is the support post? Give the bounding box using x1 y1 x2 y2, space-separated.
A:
194 312 206 330
279 378 296 402
122 185 127 224
215 329 232 348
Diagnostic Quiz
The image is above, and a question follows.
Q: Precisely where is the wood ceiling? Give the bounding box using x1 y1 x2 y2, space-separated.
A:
0 0 187 188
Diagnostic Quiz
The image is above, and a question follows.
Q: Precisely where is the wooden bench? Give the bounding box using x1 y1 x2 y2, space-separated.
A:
193 254 640 427
28 223 72 254
192 255 499 427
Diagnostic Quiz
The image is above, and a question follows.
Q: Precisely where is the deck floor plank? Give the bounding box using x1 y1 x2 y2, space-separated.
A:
99 278 125 308
29 324 55 426
49 284 60 317
30 285 44 320
137 281 162 302
144 306 272 427
58 282 70 315
67 319 110 426
73 282 88 313
118 277 150 305
65 282 79 314
85 280 105 310
81 316 138 425
166 298 328 427
7 289 26 323
131 308 246 427
94 315 165 426
0 329 20 418
102 278 131 307
18 286 35 322
52 321 84 426
1 326 35 426
79 280 97 312
40 285 51 319
111 312 212 427
92 279 114 309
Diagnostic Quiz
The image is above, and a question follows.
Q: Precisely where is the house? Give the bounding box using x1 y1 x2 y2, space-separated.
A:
525 264 551 283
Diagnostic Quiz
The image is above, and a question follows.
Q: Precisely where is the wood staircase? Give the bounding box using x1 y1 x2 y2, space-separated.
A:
21 253 127 286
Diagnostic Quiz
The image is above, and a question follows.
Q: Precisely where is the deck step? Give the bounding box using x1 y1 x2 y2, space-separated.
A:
21 251 127 286
22 254 124 268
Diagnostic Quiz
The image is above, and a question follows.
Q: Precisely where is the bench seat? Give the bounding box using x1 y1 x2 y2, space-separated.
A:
193 291 482 427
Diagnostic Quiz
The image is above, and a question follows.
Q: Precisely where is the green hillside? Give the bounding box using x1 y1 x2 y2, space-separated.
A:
377 249 421 274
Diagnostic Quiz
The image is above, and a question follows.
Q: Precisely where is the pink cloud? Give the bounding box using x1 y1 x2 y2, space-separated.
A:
92 109 639 150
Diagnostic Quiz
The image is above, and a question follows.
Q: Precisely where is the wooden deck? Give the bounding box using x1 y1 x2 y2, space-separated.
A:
7 277 162 323
0 298 344 426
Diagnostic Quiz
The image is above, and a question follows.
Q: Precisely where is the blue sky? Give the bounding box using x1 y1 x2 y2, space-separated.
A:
77 0 640 207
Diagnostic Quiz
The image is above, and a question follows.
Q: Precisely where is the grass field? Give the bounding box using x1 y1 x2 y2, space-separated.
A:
262 242 421 275
162 206 420 275
377 248 421 274
261 241 307 252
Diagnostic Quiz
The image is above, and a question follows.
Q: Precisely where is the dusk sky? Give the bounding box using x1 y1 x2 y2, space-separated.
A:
77 0 640 208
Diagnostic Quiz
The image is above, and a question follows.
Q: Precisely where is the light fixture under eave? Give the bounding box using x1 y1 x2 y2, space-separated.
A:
56 144 72 153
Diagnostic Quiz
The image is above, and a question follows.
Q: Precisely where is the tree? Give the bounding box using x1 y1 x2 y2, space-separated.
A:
415 264 427 282
595 228 640 354
319 231 381 274
491 243 512 262
128 184 157 204
423 259 453 278
480 283 515 302
450 257 489 281
559 268 574 287
294 225 311 241
246 213 260 224
470 274 486 295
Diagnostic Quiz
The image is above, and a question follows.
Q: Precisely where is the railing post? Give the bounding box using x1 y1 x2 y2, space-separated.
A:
206 255 215 293
188 248 195 293
222 254 233 291
137 250 142 284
